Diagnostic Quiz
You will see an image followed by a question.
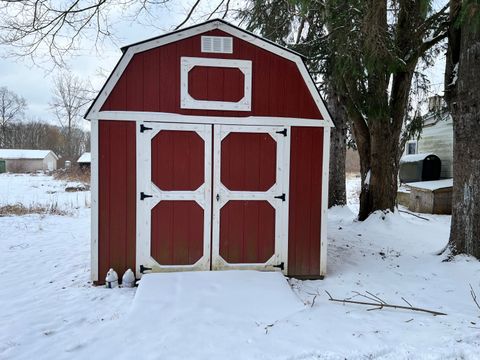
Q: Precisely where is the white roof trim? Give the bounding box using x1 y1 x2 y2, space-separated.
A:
85 20 334 128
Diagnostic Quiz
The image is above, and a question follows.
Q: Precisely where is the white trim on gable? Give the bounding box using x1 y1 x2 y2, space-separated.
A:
84 20 334 127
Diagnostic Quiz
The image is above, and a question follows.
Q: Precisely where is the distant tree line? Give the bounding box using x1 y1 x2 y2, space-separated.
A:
3 120 90 164
0 86 90 166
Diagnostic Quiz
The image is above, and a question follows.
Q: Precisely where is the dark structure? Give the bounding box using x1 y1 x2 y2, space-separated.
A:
399 153 441 183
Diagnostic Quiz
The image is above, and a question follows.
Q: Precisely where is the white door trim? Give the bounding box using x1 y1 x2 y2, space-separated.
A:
211 124 290 273
135 122 212 277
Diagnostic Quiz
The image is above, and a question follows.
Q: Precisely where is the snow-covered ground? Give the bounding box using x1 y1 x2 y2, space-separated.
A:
1 173 479 359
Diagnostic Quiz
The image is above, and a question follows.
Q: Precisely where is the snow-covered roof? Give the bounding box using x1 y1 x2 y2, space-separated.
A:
0 149 58 160
400 153 437 163
77 152 91 163
406 179 453 191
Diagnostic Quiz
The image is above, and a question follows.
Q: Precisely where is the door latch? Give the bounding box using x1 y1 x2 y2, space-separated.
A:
273 262 285 271
216 193 220 201
275 128 287 137
140 192 153 201
140 265 152 274
274 193 286 201
140 124 153 133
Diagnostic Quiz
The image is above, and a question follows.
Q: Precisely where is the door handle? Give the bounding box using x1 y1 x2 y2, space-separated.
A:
216 194 220 202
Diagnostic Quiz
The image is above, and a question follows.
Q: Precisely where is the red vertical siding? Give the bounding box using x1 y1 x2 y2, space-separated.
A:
151 200 204 265
219 200 275 263
98 120 136 284
288 127 324 277
220 132 276 191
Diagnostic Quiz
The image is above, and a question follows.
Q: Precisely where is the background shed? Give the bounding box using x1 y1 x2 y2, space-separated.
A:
406 179 453 214
77 152 91 170
0 149 58 173
399 153 441 183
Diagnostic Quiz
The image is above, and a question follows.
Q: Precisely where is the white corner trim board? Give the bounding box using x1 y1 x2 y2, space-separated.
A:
90 119 99 282
85 20 334 127
180 57 252 111
320 126 331 277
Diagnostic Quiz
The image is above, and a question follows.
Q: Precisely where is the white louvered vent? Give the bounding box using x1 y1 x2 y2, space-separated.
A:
201 36 233 54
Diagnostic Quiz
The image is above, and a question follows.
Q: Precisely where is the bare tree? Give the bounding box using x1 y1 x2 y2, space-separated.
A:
0 0 171 65
0 87 27 148
50 71 90 158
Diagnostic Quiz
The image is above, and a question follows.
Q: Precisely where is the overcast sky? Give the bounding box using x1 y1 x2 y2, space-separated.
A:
0 1 446 130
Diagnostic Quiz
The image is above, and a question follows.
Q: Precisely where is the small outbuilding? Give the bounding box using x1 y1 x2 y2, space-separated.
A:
399 153 441 183
77 152 91 170
85 19 333 284
0 149 58 173
406 179 453 215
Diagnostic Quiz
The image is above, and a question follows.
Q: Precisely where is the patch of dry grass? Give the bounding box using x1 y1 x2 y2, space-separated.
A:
53 167 90 184
0 203 70 217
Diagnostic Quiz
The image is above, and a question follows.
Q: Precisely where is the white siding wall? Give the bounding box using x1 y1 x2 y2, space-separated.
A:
42 152 58 171
417 116 453 178
6 159 44 172
4 152 57 172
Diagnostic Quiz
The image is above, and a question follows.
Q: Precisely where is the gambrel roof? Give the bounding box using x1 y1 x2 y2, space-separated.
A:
85 19 333 127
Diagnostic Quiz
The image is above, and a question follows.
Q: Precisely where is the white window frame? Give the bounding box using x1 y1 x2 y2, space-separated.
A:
180 57 252 112
406 140 418 155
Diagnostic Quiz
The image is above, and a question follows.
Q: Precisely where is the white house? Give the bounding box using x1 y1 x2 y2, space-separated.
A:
404 96 453 179
0 149 58 173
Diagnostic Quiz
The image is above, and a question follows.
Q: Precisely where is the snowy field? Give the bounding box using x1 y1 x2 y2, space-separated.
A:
1 173 479 359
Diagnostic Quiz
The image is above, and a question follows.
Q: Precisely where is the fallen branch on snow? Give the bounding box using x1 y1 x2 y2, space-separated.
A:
398 209 430 221
325 290 447 316
470 284 480 311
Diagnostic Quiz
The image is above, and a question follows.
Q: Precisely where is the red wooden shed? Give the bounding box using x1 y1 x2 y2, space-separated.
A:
85 19 334 284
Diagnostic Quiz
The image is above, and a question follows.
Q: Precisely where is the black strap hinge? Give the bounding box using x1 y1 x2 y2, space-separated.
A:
274 193 286 201
140 265 152 274
140 124 153 133
273 262 284 271
140 192 153 201
276 128 287 137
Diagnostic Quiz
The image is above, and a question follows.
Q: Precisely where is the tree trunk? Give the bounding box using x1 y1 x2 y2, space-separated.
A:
356 127 399 221
327 87 347 207
446 0 480 259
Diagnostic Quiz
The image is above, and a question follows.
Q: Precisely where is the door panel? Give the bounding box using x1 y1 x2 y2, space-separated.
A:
151 130 205 191
219 200 275 263
212 125 290 272
136 122 212 277
220 132 277 191
151 200 204 265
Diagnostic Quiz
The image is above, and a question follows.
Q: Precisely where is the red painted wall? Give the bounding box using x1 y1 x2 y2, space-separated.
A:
101 29 323 120
98 120 136 284
288 127 324 277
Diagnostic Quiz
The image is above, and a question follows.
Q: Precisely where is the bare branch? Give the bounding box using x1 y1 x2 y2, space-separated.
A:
325 290 447 316
175 0 201 30
470 284 480 311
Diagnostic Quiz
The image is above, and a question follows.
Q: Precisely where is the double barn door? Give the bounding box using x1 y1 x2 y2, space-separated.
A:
136 122 289 277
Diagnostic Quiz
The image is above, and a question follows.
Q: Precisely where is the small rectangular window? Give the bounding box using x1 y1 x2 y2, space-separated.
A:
407 142 417 155
201 36 233 54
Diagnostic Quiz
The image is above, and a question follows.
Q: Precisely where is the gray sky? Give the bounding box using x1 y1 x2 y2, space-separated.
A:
0 1 200 128
0 1 446 129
